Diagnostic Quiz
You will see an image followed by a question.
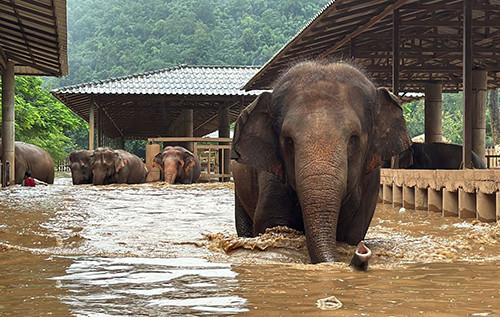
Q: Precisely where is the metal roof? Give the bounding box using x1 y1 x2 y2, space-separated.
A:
52 65 262 139
244 0 500 93
0 0 68 76
53 65 262 96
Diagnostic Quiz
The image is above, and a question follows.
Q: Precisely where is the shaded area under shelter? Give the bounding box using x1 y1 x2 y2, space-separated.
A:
244 0 500 167
1 0 68 186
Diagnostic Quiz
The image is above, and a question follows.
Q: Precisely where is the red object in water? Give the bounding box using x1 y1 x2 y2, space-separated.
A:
23 177 36 187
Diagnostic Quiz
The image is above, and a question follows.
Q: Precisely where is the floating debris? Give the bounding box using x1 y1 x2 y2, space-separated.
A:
316 295 343 310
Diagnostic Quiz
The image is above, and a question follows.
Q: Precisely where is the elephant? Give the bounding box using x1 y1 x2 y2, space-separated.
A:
383 142 486 169
90 147 148 185
69 150 93 184
231 61 411 264
153 146 201 184
0 140 54 184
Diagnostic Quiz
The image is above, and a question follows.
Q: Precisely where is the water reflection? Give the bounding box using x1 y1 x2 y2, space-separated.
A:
52 257 247 316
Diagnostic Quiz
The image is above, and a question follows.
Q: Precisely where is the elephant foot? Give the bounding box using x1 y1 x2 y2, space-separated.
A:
349 241 372 271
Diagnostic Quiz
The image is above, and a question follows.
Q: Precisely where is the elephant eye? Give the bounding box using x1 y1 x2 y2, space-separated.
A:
348 135 360 155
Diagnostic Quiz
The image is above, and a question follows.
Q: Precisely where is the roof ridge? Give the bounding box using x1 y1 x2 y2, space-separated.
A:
51 64 261 92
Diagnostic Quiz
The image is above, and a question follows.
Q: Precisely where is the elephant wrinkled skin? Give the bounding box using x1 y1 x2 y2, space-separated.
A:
231 61 411 264
0 140 54 184
153 146 201 184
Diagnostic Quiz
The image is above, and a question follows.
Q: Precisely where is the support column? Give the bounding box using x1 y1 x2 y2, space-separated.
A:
424 82 443 143
472 70 487 164
392 9 400 95
181 109 193 152
218 105 230 182
1 61 15 186
95 106 101 148
443 190 458 217
392 184 402 208
463 0 473 168
88 103 95 151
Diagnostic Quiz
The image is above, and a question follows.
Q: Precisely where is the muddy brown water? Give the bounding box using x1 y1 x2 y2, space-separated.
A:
0 179 499 317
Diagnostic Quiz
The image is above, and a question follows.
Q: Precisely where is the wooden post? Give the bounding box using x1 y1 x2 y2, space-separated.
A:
424 82 443 143
2 60 15 186
392 9 400 95
463 0 473 168
218 105 230 182
89 102 95 151
181 109 194 152
95 106 101 148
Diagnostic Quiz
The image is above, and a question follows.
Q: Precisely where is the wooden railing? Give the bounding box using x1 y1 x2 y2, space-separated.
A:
56 159 70 172
485 147 500 169
147 137 232 182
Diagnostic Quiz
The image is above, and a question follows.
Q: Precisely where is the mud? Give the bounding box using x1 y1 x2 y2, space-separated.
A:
0 179 499 316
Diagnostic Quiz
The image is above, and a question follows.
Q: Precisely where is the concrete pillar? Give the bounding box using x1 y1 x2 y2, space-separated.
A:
424 82 443 143
180 109 194 152
2 61 15 186
95 107 101 148
428 188 442 212
145 142 161 182
458 189 476 218
403 185 415 209
88 103 95 151
383 184 393 204
392 184 402 208
218 106 230 182
476 192 496 222
443 190 458 217
472 70 487 164
415 187 428 210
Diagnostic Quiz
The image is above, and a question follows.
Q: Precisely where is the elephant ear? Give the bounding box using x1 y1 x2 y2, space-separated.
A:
231 92 283 177
114 152 127 173
153 152 162 168
182 150 197 175
368 88 411 171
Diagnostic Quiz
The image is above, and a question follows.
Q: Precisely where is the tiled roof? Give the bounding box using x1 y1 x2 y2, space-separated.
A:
52 65 262 96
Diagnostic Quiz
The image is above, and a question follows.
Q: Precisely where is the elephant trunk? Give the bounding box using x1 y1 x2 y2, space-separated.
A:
295 144 347 264
163 160 178 184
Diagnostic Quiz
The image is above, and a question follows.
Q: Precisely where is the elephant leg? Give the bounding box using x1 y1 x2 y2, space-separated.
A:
336 168 380 245
235 190 253 237
253 172 303 236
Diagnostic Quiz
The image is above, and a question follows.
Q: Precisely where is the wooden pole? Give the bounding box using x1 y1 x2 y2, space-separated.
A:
392 9 400 95
88 101 95 151
2 60 15 186
218 105 230 182
463 0 473 168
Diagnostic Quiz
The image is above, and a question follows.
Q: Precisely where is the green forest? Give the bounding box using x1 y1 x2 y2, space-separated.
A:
3 0 499 161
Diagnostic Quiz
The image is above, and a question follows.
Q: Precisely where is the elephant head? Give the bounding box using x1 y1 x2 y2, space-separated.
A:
69 150 93 185
153 146 197 184
232 61 410 263
90 148 127 185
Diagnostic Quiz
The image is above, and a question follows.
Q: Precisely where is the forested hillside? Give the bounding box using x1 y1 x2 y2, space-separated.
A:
50 0 328 87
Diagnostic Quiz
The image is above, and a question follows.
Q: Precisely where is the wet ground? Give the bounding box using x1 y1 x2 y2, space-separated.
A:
0 179 499 316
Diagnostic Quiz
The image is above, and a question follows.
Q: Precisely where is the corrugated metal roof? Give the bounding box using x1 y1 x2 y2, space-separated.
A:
52 65 263 96
0 0 68 76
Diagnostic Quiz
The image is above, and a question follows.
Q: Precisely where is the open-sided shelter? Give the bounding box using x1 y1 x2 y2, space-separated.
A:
52 65 261 150
1 0 68 186
244 0 500 168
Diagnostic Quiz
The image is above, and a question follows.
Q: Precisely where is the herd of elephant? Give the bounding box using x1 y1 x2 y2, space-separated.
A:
69 146 201 185
1 62 488 268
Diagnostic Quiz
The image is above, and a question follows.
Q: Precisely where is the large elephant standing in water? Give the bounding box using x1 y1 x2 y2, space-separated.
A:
153 146 201 184
0 141 54 184
69 150 93 185
231 61 411 264
90 148 148 185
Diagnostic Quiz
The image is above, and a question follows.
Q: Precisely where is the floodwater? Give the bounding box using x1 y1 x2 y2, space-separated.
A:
0 179 499 317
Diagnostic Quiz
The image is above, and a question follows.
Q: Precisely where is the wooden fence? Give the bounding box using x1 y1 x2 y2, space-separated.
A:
485 147 500 168
56 159 70 172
